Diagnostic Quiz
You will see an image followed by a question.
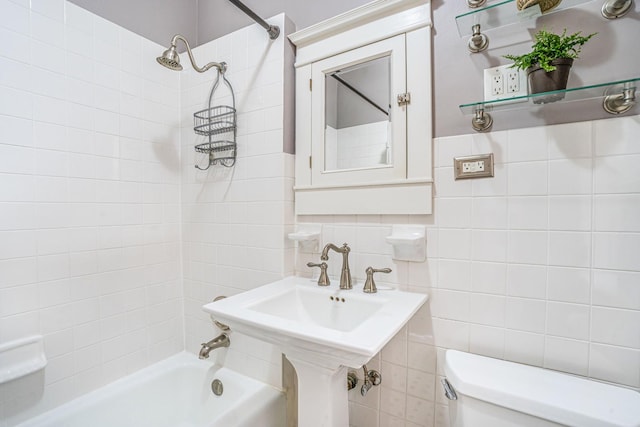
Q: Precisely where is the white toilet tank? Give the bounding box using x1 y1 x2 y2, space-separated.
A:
444 350 640 427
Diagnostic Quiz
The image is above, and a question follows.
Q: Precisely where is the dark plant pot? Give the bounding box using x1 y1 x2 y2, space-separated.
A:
526 58 574 104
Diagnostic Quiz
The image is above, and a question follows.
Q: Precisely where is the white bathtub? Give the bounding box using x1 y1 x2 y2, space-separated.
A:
16 352 285 427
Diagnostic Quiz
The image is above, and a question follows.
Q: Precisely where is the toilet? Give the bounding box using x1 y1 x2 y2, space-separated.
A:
443 350 640 427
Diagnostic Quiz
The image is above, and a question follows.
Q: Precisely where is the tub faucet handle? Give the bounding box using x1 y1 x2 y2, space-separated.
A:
363 267 392 293
307 262 330 286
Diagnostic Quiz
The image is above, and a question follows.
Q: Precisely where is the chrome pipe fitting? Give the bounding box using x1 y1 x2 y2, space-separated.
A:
211 296 231 331
360 364 382 397
347 372 358 391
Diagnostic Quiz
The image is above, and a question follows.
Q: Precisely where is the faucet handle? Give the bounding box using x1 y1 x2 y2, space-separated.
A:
363 267 392 293
307 262 330 286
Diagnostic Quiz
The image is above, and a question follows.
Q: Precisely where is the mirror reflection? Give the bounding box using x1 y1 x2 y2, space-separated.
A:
324 55 391 172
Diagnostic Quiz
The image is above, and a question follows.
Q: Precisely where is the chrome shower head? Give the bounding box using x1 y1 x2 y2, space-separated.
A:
157 35 226 74
156 44 182 71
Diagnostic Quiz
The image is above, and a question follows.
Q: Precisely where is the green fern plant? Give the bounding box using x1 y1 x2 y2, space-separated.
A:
504 29 596 72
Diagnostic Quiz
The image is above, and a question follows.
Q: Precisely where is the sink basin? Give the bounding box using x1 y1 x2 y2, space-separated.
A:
203 276 428 427
203 276 428 369
248 283 384 332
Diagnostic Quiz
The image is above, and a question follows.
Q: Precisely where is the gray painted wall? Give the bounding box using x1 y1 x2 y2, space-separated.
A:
68 0 198 48
70 0 639 137
196 0 371 45
67 0 370 48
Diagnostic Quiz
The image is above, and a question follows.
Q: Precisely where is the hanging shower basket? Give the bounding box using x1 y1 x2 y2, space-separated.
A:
194 105 236 136
194 66 237 169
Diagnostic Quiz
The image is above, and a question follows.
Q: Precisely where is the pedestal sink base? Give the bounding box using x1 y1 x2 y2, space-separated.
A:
287 356 349 427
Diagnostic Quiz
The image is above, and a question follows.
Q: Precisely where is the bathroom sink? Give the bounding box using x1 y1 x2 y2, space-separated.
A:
203 276 428 427
203 276 428 368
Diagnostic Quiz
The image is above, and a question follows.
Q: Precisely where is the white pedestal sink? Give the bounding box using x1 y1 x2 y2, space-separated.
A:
203 276 428 427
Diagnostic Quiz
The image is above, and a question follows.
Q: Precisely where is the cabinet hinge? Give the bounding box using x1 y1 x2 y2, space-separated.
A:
397 92 411 106
309 156 312 168
309 78 312 91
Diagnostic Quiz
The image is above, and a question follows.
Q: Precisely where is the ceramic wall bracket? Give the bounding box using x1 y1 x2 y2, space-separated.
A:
385 225 426 262
288 223 322 253
0 335 47 384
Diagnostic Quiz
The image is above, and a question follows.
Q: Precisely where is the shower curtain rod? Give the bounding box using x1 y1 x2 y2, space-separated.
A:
228 0 280 40
331 74 389 117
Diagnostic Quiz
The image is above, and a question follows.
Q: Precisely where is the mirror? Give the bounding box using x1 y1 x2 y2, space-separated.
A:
309 34 408 188
323 56 391 172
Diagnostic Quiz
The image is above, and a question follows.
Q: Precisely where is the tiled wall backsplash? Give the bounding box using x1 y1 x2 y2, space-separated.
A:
298 115 640 427
0 1 183 424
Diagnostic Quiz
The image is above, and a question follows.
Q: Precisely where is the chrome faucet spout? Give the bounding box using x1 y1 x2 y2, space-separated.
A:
199 333 230 359
320 243 343 260
320 243 352 290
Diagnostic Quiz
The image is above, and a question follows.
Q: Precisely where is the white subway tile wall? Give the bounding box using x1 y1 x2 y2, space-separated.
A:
179 14 295 388
299 116 640 427
0 1 182 425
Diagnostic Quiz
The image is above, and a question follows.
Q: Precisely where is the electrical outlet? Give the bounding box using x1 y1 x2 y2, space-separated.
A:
506 70 520 93
454 154 494 180
492 73 504 96
484 65 527 102
462 160 485 173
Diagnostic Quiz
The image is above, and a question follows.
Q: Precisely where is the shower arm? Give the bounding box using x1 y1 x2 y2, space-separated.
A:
170 34 227 74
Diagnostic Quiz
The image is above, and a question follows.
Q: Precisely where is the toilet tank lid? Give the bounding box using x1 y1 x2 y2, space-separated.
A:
444 350 640 427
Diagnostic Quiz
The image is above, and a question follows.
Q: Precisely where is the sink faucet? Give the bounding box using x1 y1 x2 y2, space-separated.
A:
321 243 352 290
199 333 230 359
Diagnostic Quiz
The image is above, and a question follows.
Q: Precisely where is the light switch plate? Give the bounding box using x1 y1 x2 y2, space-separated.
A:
454 154 494 180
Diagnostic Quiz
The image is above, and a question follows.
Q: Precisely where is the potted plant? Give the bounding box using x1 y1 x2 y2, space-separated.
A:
504 28 596 103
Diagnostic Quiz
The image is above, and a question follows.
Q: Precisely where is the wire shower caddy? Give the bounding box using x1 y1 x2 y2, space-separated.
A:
194 65 237 169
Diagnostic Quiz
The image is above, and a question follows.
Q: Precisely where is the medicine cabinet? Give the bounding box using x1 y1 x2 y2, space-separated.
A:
289 0 433 215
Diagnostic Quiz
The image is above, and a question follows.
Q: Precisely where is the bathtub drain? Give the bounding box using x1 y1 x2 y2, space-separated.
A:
211 379 223 396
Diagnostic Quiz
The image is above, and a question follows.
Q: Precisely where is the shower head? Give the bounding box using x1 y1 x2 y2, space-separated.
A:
157 34 226 74
156 44 182 71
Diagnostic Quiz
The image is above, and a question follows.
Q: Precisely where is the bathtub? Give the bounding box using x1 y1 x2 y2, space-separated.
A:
16 352 285 427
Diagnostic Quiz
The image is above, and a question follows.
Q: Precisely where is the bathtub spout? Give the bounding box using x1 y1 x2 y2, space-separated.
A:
199 334 230 359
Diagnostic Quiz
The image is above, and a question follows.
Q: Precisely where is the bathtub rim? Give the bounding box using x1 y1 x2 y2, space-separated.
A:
13 351 284 427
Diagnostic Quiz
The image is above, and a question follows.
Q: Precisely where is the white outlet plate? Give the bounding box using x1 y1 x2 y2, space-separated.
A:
483 64 527 102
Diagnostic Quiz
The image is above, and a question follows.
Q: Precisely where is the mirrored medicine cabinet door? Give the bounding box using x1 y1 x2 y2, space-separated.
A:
290 0 433 215
324 55 390 172
311 34 407 187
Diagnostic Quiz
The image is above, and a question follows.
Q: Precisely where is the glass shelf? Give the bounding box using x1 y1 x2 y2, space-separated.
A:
460 77 639 114
460 78 639 131
455 0 594 37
